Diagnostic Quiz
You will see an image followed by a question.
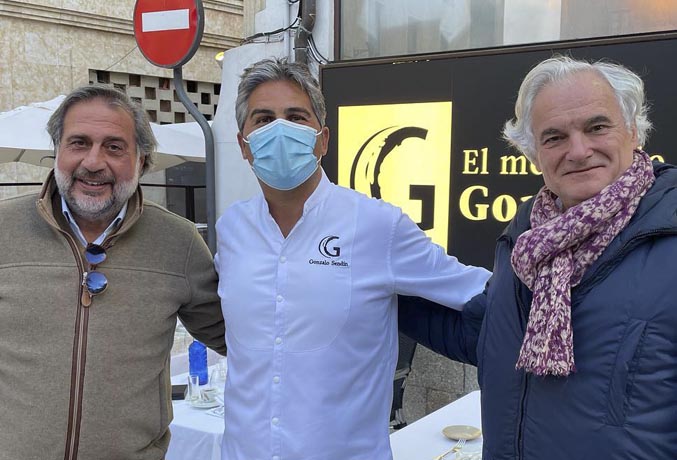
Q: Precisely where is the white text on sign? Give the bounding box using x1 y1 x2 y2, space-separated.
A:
142 9 190 32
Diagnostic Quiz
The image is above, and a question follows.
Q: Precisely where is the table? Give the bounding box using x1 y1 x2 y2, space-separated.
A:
166 386 481 460
390 391 482 460
167 368 224 460
167 399 223 460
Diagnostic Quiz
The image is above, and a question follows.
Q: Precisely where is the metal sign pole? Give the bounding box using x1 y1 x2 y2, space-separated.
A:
173 67 216 254
133 0 215 253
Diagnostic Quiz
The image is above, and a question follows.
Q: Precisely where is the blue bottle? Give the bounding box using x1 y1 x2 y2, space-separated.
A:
188 340 208 385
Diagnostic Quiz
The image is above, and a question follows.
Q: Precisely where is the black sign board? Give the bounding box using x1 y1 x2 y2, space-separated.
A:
321 34 677 269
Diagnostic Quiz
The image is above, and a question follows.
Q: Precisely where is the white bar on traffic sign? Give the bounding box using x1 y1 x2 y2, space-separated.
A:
142 9 190 32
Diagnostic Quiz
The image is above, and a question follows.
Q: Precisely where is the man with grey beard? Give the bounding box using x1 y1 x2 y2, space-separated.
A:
0 85 226 460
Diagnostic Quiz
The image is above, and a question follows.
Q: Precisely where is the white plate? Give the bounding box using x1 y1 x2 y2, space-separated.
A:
190 399 221 409
442 425 482 440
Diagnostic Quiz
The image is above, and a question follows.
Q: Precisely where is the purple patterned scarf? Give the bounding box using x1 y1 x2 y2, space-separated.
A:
510 151 655 376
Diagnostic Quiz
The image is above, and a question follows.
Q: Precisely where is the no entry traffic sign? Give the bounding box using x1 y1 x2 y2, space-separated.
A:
133 0 204 68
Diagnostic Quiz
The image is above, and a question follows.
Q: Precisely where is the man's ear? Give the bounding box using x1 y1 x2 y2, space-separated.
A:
138 151 146 175
317 126 330 158
237 132 253 163
631 124 639 147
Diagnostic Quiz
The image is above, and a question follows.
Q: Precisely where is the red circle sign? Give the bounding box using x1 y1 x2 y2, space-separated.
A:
133 0 204 68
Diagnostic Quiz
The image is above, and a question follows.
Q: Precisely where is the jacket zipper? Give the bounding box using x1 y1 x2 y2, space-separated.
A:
515 374 530 460
35 184 134 460
63 237 91 460
496 233 531 460
514 275 529 460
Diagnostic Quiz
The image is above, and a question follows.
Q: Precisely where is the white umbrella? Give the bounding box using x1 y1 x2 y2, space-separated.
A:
150 121 207 169
0 96 206 171
0 95 64 167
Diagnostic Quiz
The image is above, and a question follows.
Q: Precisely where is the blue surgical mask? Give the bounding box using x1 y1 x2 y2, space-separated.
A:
243 119 322 191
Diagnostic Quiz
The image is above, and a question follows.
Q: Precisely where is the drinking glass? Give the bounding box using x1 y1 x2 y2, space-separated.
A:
187 374 201 402
217 357 227 380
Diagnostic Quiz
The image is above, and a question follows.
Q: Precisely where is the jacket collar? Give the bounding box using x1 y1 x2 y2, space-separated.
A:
505 161 677 243
302 168 331 215
505 161 677 292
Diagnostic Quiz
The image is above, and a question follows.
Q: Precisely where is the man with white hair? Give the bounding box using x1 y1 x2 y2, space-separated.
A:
399 56 677 459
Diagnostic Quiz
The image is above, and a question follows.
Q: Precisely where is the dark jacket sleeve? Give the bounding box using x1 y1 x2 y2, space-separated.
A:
397 287 488 366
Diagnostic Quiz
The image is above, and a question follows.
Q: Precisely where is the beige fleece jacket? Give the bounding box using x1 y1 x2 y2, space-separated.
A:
0 172 225 460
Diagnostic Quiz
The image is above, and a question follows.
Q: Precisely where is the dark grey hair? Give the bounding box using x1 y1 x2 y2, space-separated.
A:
503 55 651 162
47 85 157 175
235 57 326 132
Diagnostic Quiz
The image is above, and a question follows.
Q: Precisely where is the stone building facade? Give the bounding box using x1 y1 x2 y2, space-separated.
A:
0 0 243 198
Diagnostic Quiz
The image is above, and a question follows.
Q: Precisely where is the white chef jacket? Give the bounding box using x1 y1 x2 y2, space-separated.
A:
214 171 490 460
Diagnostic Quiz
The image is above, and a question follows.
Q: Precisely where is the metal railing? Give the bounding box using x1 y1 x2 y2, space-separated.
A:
0 182 205 222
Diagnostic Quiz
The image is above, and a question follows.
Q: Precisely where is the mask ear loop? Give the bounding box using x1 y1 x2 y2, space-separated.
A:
313 127 324 167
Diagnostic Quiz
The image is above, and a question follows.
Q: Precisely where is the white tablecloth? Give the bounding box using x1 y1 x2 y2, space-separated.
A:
390 390 482 459
166 385 481 460
167 368 224 460
167 400 223 460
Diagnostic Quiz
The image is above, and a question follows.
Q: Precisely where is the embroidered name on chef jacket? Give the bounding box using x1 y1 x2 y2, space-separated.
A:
308 235 350 268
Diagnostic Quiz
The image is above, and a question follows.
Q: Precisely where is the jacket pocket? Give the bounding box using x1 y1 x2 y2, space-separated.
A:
605 318 647 426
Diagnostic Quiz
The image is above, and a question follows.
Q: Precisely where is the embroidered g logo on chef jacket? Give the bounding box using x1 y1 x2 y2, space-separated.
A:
309 235 350 268
318 235 340 258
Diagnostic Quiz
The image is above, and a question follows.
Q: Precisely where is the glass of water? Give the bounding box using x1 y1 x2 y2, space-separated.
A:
187 374 201 402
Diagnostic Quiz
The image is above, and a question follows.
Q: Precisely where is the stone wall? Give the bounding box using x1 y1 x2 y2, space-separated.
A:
0 0 243 201
0 162 49 199
403 346 479 424
0 1 243 111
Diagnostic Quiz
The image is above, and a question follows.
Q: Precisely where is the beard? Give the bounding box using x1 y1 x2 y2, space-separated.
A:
54 163 140 223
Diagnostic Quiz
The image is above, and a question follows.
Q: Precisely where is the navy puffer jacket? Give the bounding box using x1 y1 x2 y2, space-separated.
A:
399 162 677 460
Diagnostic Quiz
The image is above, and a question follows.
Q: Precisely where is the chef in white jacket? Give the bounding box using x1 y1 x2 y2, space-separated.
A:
215 57 490 460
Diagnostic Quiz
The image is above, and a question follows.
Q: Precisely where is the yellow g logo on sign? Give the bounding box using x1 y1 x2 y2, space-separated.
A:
337 102 452 250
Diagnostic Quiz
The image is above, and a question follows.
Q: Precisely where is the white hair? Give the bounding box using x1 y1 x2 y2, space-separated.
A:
503 55 651 162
